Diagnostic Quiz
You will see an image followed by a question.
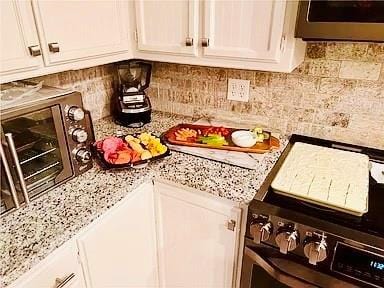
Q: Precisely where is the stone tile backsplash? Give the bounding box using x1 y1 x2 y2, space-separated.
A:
148 42 384 149
28 64 118 120
27 42 383 149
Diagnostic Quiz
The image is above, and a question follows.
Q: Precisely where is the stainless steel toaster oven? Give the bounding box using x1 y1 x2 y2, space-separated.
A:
0 83 94 215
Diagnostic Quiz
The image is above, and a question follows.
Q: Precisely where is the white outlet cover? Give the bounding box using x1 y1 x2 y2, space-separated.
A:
227 78 250 102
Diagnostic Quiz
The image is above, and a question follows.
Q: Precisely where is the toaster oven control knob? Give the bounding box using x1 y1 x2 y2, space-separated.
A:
68 106 85 121
75 148 92 164
250 220 273 244
303 235 327 265
275 227 299 254
72 128 88 143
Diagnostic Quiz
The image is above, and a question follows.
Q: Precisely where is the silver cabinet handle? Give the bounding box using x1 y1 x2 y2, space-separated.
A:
185 37 193 46
28 45 41 57
48 42 60 53
5 133 30 204
0 144 20 209
201 38 209 47
55 273 75 288
227 219 236 231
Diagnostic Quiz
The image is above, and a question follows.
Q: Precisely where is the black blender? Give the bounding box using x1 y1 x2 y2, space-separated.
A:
112 60 152 127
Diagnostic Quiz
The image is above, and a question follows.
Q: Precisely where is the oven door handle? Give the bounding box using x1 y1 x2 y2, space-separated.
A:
5 133 30 204
0 144 20 209
244 246 317 288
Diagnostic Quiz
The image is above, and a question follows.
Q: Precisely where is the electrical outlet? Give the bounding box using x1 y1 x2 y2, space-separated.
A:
227 78 250 102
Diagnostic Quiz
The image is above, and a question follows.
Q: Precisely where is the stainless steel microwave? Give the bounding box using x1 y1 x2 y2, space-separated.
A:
295 0 384 42
0 83 94 215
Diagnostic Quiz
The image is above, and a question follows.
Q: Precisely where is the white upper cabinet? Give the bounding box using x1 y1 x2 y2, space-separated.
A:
203 0 286 62
135 0 198 56
1 0 306 82
134 0 306 72
32 0 130 65
0 0 43 75
77 182 159 288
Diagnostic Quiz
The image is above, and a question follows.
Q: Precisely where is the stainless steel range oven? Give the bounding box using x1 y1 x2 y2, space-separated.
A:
295 0 384 42
241 239 361 288
241 135 384 288
0 83 94 215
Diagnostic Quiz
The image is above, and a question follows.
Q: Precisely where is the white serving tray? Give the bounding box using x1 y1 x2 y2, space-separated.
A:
271 142 370 216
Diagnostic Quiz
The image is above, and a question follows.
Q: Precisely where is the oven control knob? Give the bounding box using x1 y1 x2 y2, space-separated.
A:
303 235 327 265
68 106 85 121
72 128 88 143
275 227 299 254
75 148 92 164
250 220 273 244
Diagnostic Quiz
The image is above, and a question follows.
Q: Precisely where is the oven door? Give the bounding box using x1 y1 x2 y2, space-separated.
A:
1 105 73 214
295 1 384 42
240 244 360 288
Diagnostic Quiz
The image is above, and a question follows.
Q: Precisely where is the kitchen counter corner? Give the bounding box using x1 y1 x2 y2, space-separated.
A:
0 111 287 286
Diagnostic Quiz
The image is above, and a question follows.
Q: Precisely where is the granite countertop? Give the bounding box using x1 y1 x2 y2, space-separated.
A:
0 111 287 286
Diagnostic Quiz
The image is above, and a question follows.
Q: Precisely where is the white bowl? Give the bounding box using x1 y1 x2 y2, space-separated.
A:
231 130 257 148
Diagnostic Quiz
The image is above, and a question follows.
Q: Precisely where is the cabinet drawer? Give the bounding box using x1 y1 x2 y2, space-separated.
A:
9 240 84 288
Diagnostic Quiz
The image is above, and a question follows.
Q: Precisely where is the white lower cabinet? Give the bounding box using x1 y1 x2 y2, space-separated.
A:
10 180 245 288
154 180 243 288
77 181 159 288
9 240 85 288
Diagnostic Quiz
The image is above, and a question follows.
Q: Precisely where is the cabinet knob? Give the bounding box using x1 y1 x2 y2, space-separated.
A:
54 273 75 288
48 42 60 53
227 219 236 231
28 45 41 57
201 38 209 47
185 37 194 46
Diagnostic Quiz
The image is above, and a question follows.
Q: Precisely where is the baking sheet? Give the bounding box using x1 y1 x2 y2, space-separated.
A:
271 142 370 216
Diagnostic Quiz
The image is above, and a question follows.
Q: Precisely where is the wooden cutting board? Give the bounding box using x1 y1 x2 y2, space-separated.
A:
162 123 279 153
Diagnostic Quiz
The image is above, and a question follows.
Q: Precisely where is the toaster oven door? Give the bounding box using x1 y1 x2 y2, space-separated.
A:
1 105 73 213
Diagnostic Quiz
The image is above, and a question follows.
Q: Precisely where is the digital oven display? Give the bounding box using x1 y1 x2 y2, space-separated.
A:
371 261 384 271
332 242 384 286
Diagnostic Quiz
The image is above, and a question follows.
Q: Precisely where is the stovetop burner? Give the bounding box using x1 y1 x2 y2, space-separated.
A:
256 134 384 238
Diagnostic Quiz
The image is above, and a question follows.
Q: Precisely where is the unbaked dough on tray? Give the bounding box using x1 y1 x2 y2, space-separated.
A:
271 142 369 216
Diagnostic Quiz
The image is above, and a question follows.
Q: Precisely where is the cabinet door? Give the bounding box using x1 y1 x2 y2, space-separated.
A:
0 0 43 75
32 0 129 65
77 182 159 288
203 0 286 62
135 0 198 56
155 181 242 288
9 240 85 288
